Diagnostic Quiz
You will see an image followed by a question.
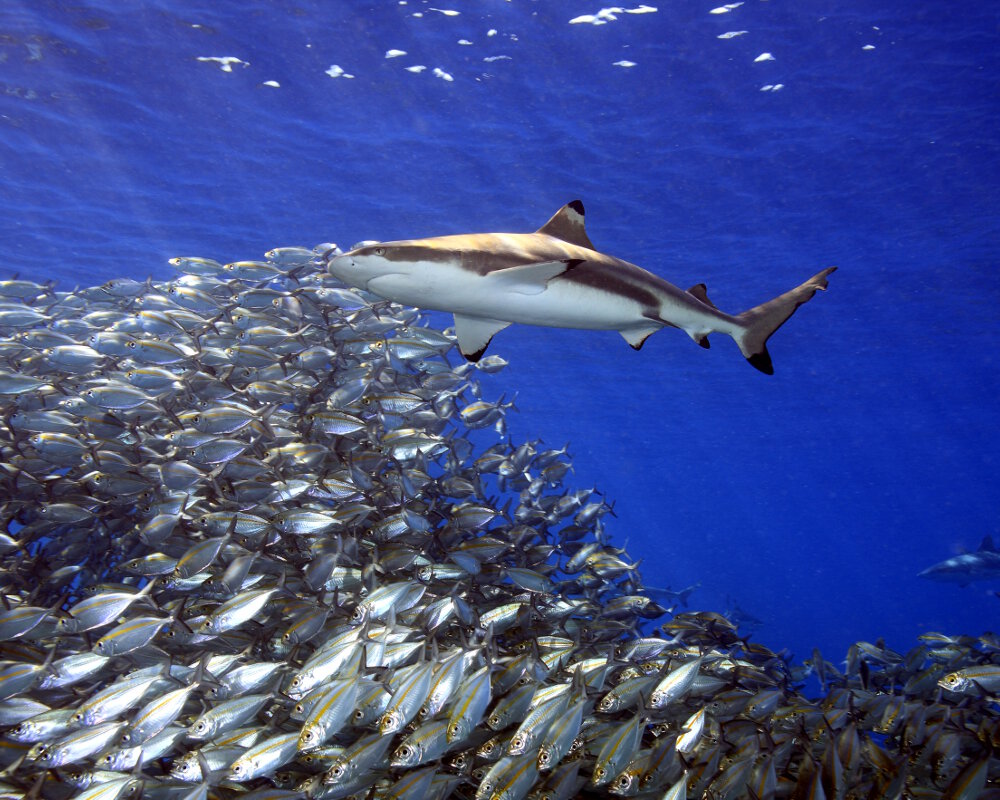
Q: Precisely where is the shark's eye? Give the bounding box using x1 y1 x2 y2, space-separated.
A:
374 247 385 256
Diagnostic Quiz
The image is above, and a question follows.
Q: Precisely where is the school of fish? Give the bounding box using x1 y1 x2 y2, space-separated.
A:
0 245 995 799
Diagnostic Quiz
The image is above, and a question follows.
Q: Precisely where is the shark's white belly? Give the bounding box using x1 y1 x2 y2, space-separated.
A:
366 261 651 331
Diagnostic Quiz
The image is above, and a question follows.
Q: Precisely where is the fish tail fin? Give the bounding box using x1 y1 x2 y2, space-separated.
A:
734 267 836 374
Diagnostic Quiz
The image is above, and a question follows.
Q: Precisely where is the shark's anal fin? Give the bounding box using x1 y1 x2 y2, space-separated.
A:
454 315 511 361
486 259 582 295
536 200 596 250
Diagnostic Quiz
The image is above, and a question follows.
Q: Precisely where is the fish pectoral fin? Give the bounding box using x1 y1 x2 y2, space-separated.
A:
485 260 582 295
453 315 511 361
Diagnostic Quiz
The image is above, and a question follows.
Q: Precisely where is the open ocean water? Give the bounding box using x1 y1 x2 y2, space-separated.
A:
0 0 998 755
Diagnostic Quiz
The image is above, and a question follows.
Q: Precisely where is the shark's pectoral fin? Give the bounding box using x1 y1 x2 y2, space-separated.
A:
454 314 511 361
485 259 582 295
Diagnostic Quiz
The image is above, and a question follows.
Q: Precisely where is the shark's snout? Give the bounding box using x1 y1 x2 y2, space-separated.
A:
327 253 356 278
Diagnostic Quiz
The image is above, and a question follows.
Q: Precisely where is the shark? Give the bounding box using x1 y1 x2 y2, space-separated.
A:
327 201 836 373
918 536 1000 586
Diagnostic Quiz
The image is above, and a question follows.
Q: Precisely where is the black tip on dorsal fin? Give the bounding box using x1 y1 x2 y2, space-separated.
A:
687 283 718 310
536 200 596 251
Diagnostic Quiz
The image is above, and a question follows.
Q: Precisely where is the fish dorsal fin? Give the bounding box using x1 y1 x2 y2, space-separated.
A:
687 283 718 310
536 200 596 251
453 314 511 361
978 535 996 552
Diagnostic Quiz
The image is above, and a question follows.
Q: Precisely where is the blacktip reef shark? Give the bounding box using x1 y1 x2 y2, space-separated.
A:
327 201 836 373
918 536 1000 586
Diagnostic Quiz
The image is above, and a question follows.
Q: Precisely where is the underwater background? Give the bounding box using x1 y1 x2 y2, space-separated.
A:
1 0 997 667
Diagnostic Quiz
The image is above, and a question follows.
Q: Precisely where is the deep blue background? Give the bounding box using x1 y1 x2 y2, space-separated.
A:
2 1 998 663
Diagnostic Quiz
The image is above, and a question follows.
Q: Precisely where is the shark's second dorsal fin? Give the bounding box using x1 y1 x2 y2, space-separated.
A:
979 535 996 552
687 283 718 310
536 200 596 251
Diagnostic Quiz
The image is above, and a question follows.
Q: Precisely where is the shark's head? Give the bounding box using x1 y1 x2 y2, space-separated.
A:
326 242 402 290
327 242 430 289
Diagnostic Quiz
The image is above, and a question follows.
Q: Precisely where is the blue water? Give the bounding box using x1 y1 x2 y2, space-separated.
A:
2 1 998 663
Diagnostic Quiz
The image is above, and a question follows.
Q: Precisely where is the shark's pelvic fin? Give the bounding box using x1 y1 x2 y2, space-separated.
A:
735 267 837 374
536 200 596 251
454 314 511 361
618 322 663 350
485 259 582 295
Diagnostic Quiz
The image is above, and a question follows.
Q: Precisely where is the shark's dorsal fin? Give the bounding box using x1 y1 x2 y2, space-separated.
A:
978 536 996 552
536 201 596 251
454 314 511 361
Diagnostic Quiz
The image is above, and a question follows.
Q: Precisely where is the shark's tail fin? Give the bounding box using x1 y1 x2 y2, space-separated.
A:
734 267 836 374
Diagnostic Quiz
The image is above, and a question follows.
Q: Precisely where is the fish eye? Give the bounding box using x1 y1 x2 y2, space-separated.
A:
126 340 136 348
374 247 385 256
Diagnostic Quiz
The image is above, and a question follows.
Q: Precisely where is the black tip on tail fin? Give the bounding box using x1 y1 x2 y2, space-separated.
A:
737 267 836 375
747 351 774 375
